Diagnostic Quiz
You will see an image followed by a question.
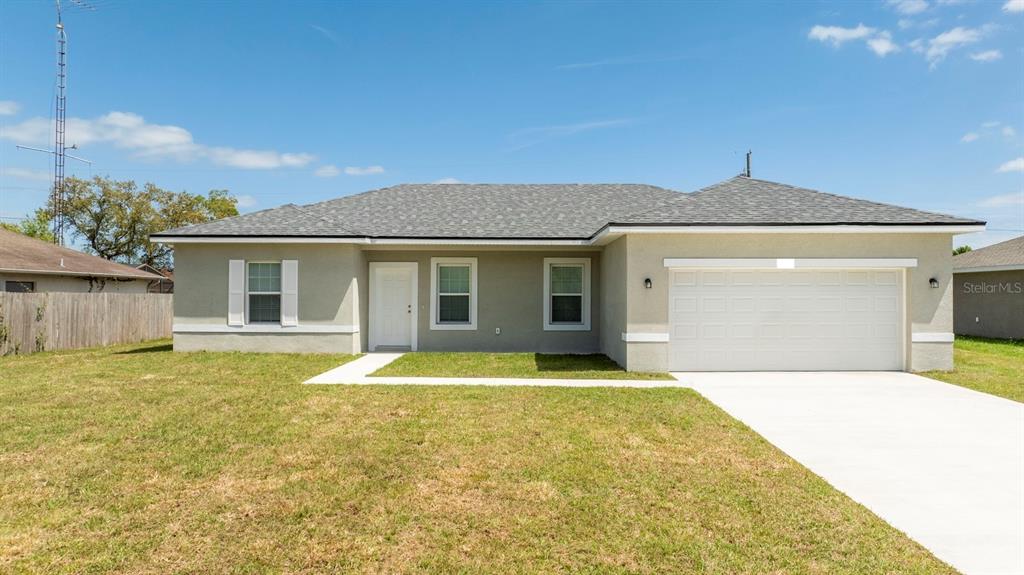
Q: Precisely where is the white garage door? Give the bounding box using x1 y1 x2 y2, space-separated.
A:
669 268 903 371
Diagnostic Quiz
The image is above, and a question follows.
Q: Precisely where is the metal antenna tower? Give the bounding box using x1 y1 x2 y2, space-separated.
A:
17 0 94 245
53 0 68 244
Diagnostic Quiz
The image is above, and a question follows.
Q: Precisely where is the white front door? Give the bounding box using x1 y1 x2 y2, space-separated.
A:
370 262 417 351
669 268 903 371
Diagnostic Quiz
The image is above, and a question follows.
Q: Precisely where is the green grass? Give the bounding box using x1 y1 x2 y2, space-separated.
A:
372 352 675 380
0 340 954 574
924 336 1024 402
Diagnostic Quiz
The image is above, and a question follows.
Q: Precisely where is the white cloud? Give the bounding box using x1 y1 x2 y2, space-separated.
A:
922 26 984 66
809 25 900 57
507 118 635 150
235 194 257 208
0 100 19 115
208 148 314 169
970 49 1002 61
887 0 929 15
867 32 901 56
962 121 1017 142
1004 0 1024 13
310 24 341 45
996 157 1024 172
0 167 50 181
344 165 385 176
979 192 1024 207
0 111 315 170
808 24 875 46
899 17 940 29
433 177 462 184
314 164 341 177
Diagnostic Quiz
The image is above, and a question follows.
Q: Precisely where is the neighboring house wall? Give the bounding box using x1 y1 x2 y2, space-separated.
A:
622 233 954 372
599 237 627 366
954 270 1024 339
360 250 602 353
0 272 149 293
171 244 362 353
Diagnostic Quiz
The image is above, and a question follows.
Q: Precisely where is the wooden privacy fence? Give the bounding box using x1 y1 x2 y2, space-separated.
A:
0 292 172 355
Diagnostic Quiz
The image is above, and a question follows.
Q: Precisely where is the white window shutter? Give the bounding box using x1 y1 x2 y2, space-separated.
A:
228 259 245 326
281 259 299 327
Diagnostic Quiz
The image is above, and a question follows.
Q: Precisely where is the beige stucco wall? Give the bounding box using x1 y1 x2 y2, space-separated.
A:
0 273 149 293
954 269 1024 339
173 332 356 353
171 243 361 353
621 233 955 372
599 237 627 365
169 233 955 371
361 250 602 353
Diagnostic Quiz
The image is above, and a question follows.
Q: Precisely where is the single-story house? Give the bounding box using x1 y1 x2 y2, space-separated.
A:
953 235 1023 340
151 176 984 372
135 263 175 294
0 228 162 293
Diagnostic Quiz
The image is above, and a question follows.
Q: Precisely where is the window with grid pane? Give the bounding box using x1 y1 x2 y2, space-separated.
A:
4 281 35 293
437 264 471 323
549 264 583 323
247 262 281 323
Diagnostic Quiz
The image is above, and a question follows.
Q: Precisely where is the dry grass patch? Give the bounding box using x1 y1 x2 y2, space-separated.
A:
0 340 954 573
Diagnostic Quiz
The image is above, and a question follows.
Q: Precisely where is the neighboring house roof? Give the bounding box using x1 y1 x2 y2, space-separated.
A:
152 176 984 241
953 235 1024 272
0 228 163 280
135 263 174 281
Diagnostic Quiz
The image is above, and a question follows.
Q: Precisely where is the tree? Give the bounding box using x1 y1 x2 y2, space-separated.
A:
59 176 239 267
0 208 55 243
953 245 973 256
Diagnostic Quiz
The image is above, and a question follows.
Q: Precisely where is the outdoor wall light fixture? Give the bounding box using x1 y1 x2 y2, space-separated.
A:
644 278 653 289
929 278 939 288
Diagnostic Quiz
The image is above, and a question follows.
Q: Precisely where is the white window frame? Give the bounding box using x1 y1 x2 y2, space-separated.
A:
245 260 282 324
429 257 477 330
543 257 591 331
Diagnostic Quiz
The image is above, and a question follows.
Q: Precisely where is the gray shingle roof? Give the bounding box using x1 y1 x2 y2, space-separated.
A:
954 235 1024 270
618 177 983 226
155 184 681 239
152 177 983 240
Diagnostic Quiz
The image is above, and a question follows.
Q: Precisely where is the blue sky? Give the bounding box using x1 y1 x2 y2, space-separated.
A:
1 0 1021 247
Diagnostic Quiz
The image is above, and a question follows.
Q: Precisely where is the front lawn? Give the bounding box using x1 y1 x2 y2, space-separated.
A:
924 336 1024 402
0 340 953 573
371 351 675 380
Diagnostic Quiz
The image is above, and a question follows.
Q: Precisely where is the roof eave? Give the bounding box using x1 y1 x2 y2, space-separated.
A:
953 264 1024 274
0 267 163 280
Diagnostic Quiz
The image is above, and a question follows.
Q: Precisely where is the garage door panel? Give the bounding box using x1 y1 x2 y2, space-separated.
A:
669 268 903 371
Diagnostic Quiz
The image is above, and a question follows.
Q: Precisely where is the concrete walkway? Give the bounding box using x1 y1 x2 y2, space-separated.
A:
304 353 689 387
675 371 1024 575
304 353 406 384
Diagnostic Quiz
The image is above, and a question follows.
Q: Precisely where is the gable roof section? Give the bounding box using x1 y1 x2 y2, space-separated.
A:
0 228 163 280
156 184 682 239
616 177 983 226
954 235 1024 271
152 177 983 241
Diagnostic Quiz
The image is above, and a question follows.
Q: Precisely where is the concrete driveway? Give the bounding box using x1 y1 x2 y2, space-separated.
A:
673 371 1024 575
